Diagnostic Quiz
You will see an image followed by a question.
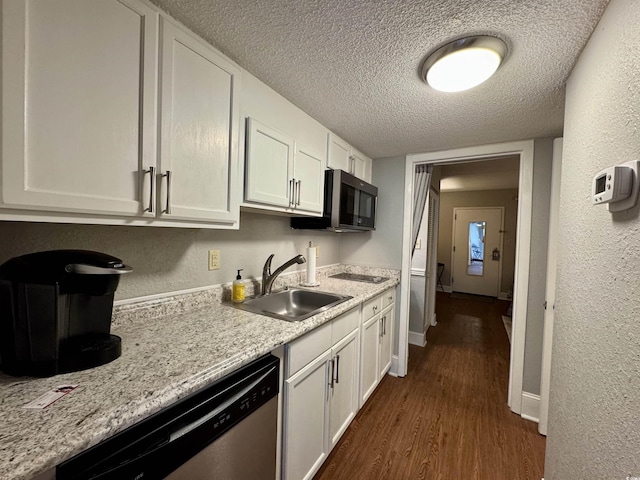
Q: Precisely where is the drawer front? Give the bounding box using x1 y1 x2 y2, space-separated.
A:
331 307 360 345
362 294 382 321
286 321 331 378
382 288 395 309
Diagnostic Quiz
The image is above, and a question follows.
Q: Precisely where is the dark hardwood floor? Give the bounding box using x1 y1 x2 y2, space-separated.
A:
314 292 545 480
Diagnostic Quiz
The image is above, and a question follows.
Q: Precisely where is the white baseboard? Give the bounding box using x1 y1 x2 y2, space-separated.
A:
497 291 512 301
521 392 540 423
408 330 427 347
389 355 400 377
430 312 437 326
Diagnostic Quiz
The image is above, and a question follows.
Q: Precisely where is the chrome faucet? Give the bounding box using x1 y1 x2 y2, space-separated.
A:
261 254 306 295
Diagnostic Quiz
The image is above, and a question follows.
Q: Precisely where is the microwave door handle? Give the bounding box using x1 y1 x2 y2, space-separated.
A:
65 264 133 275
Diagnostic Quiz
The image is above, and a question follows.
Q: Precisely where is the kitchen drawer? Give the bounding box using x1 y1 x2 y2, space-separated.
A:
362 294 382 321
331 307 359 346
382 288 395 309
286 321 331 378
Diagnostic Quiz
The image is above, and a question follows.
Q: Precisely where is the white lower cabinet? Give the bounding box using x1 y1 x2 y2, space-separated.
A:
283 307 359 480
284 349 331 480
359 288 395 407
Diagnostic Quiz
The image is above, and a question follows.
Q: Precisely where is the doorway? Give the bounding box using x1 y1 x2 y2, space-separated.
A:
451 207 504 297
399 140 536 415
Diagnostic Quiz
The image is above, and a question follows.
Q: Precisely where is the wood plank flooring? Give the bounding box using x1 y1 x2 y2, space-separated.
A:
314 292 545 480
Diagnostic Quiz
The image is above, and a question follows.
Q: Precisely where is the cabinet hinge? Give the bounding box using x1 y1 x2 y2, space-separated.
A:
455 214 457 220
453 245 456 252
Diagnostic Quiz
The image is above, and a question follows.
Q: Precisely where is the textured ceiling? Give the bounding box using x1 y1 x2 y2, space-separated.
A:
151 0 609 159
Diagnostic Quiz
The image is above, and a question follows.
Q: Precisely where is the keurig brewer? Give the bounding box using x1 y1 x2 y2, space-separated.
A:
0 250 132 377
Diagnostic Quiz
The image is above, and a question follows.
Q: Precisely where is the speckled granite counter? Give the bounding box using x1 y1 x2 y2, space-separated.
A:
0 265 399 480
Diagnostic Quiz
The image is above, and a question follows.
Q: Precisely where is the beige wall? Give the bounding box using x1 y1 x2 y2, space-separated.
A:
545 0 640 477
0 212 341 300
437 189 518 294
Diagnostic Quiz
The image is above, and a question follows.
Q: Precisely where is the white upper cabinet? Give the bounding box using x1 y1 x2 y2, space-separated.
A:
245 118 295 208
293 144 324 214
245 118 324 215
326 133 372 183
158 19 240 223
1 0 158 217
327 133 351 172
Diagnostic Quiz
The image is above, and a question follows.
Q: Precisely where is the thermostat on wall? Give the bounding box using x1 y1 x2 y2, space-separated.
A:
592 160 640 212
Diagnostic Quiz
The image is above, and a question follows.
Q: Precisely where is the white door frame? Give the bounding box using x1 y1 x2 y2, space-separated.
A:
399 140 534 414
451 206 505 297
538 138 563 434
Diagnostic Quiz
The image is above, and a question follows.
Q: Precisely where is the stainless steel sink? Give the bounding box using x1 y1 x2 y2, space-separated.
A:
227 288 352 322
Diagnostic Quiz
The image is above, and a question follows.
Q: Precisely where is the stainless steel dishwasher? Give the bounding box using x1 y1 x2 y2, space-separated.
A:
57 354 279 480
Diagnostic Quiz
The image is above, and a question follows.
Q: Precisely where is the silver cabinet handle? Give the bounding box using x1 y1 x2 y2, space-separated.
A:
296 180 301 206
145 166 155 213
383 315 387 335
328 359 335 395
289 179 294 207
379 317 384 338
162 170 172 214
349 155 355 174
334 354 340 384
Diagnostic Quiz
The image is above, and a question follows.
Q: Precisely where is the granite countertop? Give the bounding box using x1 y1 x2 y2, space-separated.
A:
0 266 399 480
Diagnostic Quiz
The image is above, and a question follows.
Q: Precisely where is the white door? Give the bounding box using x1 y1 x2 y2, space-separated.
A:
378 305 393 378
283 350 331 480
424 189 440 328
159 19 239 222
539 138 563 435
327 133 351 172
1 0 158 216
328 330 358 448
451 207 504 297
293 144 324 214
359 314 380 406
245 119 294 208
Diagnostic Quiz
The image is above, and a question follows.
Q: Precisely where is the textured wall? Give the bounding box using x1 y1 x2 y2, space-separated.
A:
437 189 519 294
341 156 406 356
545 0 640 478
0 212 341 300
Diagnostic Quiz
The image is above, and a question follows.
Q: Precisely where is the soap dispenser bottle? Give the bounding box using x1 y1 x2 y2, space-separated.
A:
232 269 245 303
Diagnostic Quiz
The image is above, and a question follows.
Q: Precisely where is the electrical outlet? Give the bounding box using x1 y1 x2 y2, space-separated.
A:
208 250 220 270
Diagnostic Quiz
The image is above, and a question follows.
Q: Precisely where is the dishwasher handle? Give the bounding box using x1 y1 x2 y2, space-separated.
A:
169 365 276 442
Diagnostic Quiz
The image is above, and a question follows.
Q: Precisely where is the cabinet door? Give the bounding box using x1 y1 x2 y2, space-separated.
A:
351 148 372 183
379 305 394 378
159 19 239 223
245 118 294 208
329 329 359 449
283 350 331 480
326 133 351 172
293 144 324 214
1 0 158 216
360 313 380 406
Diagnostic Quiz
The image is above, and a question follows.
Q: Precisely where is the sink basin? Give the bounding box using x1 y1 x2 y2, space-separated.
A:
228 288 352 322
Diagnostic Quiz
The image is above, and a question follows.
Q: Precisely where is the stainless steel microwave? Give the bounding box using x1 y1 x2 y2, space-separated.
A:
291 169 378 232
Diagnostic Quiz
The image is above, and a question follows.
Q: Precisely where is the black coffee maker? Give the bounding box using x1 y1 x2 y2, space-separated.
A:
0 250 132 377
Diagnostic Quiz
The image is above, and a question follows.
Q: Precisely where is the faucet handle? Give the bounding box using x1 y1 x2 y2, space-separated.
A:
263 254 275 276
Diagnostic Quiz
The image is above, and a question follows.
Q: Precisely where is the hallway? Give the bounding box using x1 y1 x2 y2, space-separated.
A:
314 292 545 480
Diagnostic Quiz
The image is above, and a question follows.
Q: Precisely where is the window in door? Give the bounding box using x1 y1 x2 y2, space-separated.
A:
467 221 485 276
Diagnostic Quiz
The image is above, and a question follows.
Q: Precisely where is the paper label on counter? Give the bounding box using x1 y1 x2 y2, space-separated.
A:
23 385 79 409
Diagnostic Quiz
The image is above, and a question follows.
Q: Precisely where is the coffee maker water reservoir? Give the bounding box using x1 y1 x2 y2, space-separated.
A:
0 250 132 377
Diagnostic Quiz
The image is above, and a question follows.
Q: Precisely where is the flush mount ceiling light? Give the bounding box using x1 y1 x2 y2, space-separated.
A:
422 35 507 93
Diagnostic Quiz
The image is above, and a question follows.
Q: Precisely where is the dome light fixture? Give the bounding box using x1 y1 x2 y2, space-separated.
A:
422 35 507 93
